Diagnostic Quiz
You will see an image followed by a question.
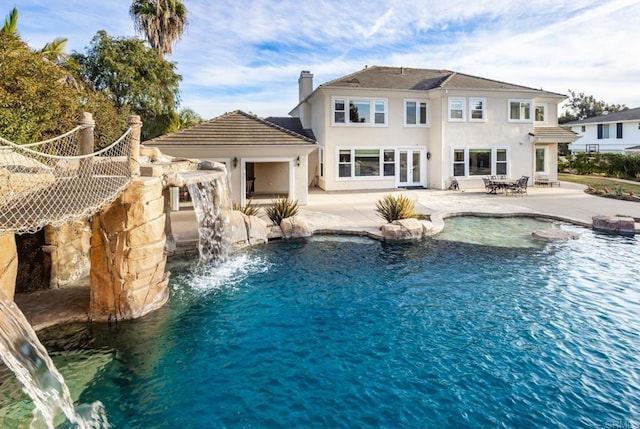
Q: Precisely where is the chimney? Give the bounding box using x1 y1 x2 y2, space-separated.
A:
298 70 313 102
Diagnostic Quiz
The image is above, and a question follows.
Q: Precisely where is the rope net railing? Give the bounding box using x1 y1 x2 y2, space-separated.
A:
0 127 134 234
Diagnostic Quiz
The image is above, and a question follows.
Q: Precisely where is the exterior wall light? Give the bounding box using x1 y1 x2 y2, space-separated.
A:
426 152 431 160
296 156 301 167
232 157 238 168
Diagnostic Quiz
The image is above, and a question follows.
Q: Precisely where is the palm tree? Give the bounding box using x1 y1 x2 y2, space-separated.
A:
130 0 187 56
39 37 69 64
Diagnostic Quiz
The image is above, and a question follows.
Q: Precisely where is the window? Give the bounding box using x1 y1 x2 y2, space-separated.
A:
338 149 351 177
468 149 491 176
452 148 509 177
354 149 380 176
374 101 385 124
508 99 532 122
319 148 324 178
597 124 611 139
336 148 397 179
469 98 486 121
453 150 466 177
332 97 387 126
617 122 623 139
535 148 545 172
534 103 547 123
448 98 465 121
383 150 395 176
405 99 428 126
496 149 508 175
334 99 345 123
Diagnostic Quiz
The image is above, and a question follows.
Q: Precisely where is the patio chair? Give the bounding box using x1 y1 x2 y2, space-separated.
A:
482 177 498 194
506 176 529 196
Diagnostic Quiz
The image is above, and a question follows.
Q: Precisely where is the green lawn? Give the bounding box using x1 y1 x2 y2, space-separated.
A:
559 173 640 197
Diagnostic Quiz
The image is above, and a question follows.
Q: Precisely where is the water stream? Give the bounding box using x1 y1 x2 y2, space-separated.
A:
187 174 232 262
0 289 108 428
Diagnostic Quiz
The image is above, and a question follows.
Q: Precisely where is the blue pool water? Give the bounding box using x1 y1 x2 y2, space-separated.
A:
6 218 640 428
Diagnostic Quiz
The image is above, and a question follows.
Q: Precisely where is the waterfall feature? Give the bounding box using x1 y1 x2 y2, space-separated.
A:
187 173 232 262
0 290 108 428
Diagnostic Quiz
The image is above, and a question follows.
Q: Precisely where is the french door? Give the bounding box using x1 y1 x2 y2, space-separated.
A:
397 149 426 187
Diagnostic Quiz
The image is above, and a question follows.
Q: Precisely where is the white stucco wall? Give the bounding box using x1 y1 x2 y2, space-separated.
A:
309 86 563 191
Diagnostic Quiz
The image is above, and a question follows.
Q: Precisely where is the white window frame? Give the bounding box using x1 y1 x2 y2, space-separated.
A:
508 99 533 123
448 97 466 121
534 103 548 124
404 99 429 127
535 147 546 173
331 96 388 126
468 97 486 122
336 147 398 180
450 147 510 178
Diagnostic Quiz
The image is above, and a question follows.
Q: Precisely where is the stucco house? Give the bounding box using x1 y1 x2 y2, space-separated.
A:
145 110 317 205
564 107 640 154
290 66 579 191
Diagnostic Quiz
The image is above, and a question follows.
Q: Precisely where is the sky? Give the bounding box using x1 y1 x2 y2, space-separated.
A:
9 0 640 120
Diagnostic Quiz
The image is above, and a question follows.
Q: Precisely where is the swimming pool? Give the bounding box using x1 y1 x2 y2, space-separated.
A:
3 218 639 428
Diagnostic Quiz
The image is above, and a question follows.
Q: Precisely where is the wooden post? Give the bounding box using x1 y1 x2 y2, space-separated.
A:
77 112 95 176
128 115 142 176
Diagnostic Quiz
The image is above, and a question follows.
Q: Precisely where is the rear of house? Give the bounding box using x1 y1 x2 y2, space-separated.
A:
290 66 579 191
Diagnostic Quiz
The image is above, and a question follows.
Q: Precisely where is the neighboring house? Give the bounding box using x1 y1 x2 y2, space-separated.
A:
564 107 640 154
145 110 316 205
289 66 580 191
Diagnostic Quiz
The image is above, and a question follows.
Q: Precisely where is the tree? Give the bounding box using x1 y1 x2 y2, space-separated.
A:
73 30 182 139
0 32 81 143
559 90 627 123
130 0 187 56
0 9 127 146
178 107 203 129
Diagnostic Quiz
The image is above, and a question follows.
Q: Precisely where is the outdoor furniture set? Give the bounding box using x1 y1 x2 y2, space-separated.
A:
483 176 529 196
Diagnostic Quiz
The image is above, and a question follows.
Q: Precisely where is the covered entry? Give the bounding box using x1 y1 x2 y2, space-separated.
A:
243 159 293 202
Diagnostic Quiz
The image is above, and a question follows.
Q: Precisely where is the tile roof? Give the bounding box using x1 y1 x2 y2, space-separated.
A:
563 107 640 125
145 110 316 146
533 126 580 143
319 65 563 96
264 117 316 140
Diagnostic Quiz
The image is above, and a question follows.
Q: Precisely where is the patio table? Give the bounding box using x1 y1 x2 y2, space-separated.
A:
486 178 515 194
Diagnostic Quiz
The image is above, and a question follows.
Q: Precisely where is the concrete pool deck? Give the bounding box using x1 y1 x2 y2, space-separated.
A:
15 181 640 331
299 182 640 237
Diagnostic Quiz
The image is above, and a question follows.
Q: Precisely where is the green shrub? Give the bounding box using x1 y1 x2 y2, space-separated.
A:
375 194 417 223
232 199 260 217
265 196 299 225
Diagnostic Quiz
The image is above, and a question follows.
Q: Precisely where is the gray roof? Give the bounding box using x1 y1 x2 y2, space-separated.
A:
146 110 316 146
319 65 564 96
264 117 316 140
564 107 640 125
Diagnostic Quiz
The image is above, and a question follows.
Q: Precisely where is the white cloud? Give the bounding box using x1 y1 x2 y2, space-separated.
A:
10 0 640 119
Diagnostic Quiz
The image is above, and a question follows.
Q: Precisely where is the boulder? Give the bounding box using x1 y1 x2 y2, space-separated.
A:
268 225 284 240
381 218 424 240
280 216 312 238
228 211 268 249
592 215 636 236
531 229 580 242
